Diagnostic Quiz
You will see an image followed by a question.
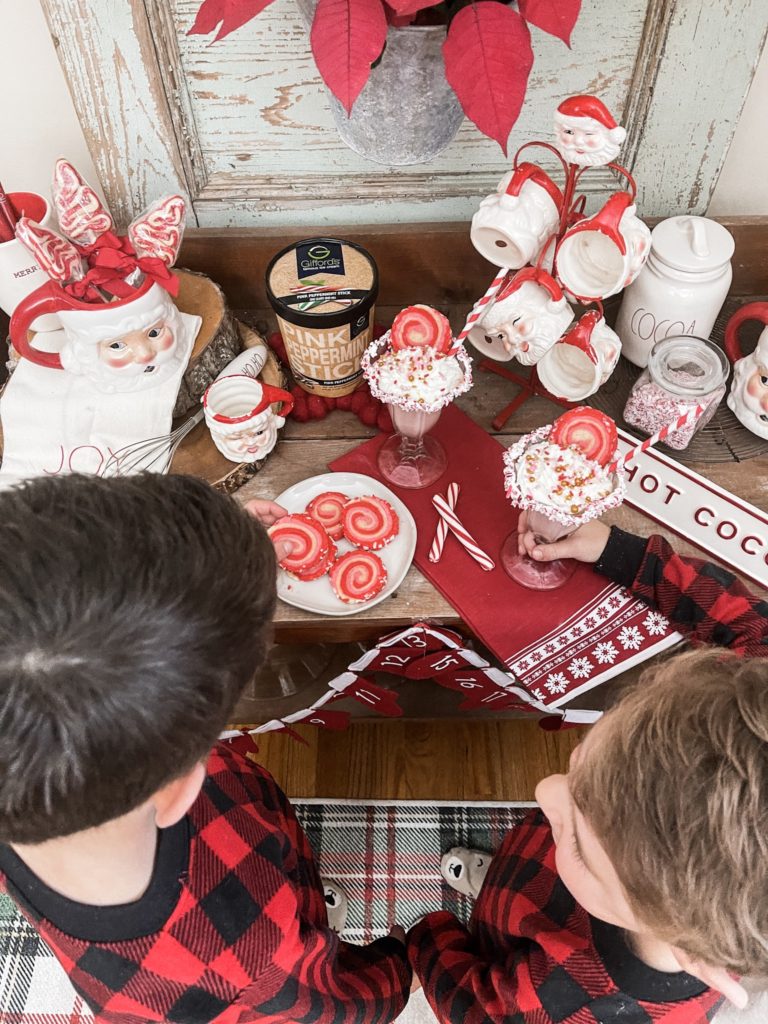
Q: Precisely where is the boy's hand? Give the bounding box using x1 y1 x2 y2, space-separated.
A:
517 512 610 564
244 499 293 562
245 499 289 527
388 925 407 945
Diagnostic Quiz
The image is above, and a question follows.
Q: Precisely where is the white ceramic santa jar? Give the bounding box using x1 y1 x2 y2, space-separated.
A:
616 216 735 368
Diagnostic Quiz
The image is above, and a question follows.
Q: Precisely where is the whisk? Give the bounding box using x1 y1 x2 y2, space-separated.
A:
101 407 205 477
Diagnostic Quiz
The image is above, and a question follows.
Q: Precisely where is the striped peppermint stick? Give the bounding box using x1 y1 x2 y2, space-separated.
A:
431 494 495 571
429 482 460 562
607 403 707 474
453 269 509 348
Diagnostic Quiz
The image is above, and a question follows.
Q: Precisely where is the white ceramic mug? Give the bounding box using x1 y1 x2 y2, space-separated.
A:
9 278 195 393
537 310 621 400
468 267 574 365
555 192 651 300
470 163 562 270
203 374 294 463
724 302 768 439
0 192 60 332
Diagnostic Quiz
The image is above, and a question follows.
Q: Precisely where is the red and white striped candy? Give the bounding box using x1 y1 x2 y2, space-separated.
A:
129 195 186 267
331 551 387 604
15 217 84 283
390 305 452 354
342 495 399 550
607 403 707 474
429 481 459 563
306 491 347 540
454 269 509 347
431 494 495 571
268 514 333 575
52 159 113 246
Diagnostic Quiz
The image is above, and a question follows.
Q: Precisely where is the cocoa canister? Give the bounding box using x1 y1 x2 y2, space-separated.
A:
266 238 378 397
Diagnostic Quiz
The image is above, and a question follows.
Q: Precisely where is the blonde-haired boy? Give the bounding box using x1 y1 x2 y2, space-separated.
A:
409 522 768 1023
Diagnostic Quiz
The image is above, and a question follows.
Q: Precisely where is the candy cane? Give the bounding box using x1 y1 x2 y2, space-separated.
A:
15 217 84 283
453 269 509 348
431 494 495 571
607 404 707 474
429 482 459 563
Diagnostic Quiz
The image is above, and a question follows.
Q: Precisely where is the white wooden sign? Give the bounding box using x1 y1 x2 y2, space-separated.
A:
618 428 768 590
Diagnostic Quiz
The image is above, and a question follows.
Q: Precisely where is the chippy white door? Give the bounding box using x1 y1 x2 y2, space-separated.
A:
41 0 767 228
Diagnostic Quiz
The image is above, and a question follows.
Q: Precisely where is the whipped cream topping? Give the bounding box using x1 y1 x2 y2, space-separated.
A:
362 331 472 413
503 425 625 527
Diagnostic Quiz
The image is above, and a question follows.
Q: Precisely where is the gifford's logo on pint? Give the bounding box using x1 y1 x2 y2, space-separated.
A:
297 240 345 279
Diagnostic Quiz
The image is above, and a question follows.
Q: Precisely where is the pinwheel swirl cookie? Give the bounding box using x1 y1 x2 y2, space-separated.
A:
268 513 336 581
330 550 387 604
342 495 399 551
306 491 347 541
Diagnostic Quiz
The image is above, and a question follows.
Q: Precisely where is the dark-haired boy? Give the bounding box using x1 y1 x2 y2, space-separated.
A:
0 474 410 1023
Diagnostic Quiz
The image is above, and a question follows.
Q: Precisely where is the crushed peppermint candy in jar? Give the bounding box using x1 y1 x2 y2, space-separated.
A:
623 375 725 450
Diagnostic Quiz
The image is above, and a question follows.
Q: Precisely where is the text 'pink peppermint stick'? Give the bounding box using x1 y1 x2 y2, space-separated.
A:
429 482 459 562
607 403 707 474
431 493 495 571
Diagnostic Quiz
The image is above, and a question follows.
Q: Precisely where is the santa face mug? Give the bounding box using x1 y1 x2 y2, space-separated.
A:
203 375 294 463
537 310 621 401
553 94 627 167
724 302 768 439
470 163 562 271
555 192 651 301
9 277 197 392
468 269 574 365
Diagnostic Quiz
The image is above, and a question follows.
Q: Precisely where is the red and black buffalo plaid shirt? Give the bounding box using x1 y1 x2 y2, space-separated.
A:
0 744 411 1024
594 526 768 657
408 529 767 1024
408 812 722 1024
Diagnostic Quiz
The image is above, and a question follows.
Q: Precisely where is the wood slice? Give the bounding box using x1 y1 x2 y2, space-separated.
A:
173 268 242 418
170 321 287 493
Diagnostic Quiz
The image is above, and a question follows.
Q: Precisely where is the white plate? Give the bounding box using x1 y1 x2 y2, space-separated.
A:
274 472 417 616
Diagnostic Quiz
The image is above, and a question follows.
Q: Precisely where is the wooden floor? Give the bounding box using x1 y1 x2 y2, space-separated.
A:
255 719 587 801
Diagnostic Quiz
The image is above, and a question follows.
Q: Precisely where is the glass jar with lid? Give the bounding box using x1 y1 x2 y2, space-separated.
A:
623 336 729 450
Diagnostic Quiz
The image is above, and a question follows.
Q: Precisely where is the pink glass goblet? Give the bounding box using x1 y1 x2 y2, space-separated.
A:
377 403 447 489
501 507 578 590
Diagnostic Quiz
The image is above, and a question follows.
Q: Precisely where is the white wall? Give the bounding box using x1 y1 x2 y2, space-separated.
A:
1 0 766 218
0 0 101 204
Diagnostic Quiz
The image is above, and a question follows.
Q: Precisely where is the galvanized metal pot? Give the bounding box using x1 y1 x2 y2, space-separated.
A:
295 0 464 166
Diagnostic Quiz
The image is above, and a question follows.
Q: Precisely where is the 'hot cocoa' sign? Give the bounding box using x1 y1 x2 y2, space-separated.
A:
617 428 768 589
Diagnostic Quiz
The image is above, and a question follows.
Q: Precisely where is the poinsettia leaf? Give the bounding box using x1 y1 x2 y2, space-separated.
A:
518 0 581 46
188 0 275 41
311 0 389 114
386 0 443 16
443 3 533 153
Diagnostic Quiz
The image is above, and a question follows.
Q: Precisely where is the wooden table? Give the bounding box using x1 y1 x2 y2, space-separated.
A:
229 329 767 721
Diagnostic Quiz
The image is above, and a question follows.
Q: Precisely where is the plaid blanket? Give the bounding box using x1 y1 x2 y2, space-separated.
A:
0 800 529 1022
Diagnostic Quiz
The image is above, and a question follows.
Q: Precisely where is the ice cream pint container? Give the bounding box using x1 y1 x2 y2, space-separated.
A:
266 238 378 397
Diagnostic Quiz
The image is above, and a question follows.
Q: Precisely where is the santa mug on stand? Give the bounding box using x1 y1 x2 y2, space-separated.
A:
555 192 651 301
724 302 768 439
470 164 562 270
537 310 621 401
9 277 197 392
203 375 294 463
468 267 574 365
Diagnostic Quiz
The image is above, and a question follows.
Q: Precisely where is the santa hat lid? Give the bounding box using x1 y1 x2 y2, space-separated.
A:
556 95 618 130
560 309 602 362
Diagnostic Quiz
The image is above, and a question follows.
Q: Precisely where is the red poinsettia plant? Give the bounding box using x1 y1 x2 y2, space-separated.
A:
190 0 581 152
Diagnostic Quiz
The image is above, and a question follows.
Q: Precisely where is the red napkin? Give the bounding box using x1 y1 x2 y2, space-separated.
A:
330 405 680 708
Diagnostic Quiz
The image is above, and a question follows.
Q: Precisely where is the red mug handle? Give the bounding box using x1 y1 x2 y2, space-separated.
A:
260 383 295 418
723 302 768 364
8 280 84 371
